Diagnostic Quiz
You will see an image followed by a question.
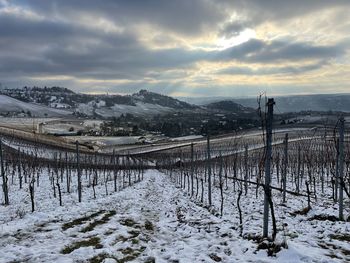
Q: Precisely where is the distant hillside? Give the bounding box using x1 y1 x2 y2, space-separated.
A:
0 87 198 118
0 95 72 117
0 86 135 109
132 89 196 110
205 100 255 114
177 96 234 105
232 94 350 113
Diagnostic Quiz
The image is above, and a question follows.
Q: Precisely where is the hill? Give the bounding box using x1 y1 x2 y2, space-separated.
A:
0 95 72 117
182 93 350 113
232 94 350 113
0 87 198 118
205 100 255 115
132 89 196 110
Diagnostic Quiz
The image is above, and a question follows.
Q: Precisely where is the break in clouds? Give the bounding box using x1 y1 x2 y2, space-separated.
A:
0 0 349 97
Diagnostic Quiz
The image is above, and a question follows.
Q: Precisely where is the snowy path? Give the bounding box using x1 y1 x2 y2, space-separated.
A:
1 171 349 262
0 171 238 262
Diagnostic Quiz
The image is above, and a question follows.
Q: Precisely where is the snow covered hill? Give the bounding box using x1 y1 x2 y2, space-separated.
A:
0 87 200 118
76 101 174 118
0 95 72 117
132 89 197 110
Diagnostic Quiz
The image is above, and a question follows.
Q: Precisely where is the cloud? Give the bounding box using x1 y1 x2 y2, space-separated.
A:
213 39 346 64
219 0 350 26
0 0 349 97
219 21 252 38
217 61 327 76
1 17 343 80
12 0 226 36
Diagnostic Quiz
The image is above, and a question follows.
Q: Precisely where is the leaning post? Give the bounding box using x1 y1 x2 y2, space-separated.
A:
263 98 275 238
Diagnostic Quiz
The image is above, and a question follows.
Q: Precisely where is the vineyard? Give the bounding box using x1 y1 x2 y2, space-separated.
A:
0 108 350 262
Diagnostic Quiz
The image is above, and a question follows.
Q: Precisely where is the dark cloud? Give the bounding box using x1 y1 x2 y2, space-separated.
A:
219 0 350 27
14 0 350 48
1 14 343 81
241 0 349 18
0 0 349 96
12 0 225 36
217 61 327 76
219 21 252 38
251 41 345 62
213 39 346 64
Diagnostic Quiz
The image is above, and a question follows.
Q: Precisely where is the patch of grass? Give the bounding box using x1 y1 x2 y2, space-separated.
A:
13 231 30 241
119 247 134 255
224 248 232 256
257 240 287 257
127 230 140 238
209 253 222 262
329 234 350 242
104 229 115 236
62 210 105 231
35 222 48 228
119 254 138 263
131 238 139 244
36 228 51 233
244 234 266 243
308 214 339 222
119 218 137 227
319 241 350 258
144 220 154 231
341 248 350 256
80 210 117 233
118 246 146 263
61 237 102 254
144 257 156 263
245 234 287 257
115 235 129 243
88 252 117 263
325 253 342 260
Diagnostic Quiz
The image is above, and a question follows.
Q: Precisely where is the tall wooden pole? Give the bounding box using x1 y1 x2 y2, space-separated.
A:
76 141 82 202
339 116 345 220
244 144 248 195
207 133 212 206
190 143 194 197
282 133 288 203
0 139 9 205
263 98 274 238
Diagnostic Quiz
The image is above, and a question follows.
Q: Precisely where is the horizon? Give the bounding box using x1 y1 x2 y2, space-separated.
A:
3 85 350 102
0 1 349 97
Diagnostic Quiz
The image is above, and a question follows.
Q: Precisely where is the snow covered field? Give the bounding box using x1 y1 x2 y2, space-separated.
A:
0 95 71 117
0 125 349 263
1 167 349 263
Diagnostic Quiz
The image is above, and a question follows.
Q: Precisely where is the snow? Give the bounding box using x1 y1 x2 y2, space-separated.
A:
1 167 349 262
74 101 172 118
108 102 172 117
0 95 72 117
76 103 93 116
66 136 143 146
0 117 60 130
83 120 104 128
108 127 315 156
171 135 203 141
0 125 349 262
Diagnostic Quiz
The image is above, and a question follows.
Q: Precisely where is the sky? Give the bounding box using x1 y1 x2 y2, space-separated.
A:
0 0 349 97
